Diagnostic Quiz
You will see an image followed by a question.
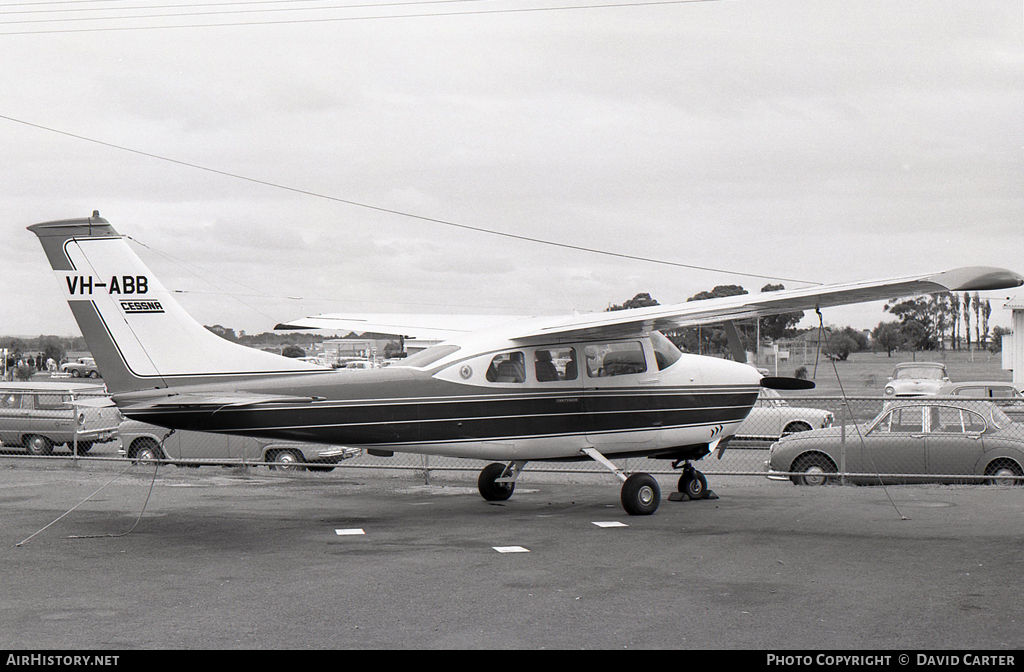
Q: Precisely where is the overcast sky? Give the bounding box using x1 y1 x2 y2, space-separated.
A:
1 0 1021 339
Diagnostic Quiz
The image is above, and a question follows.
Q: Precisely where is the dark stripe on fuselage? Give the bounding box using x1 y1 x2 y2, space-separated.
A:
125 387 759 447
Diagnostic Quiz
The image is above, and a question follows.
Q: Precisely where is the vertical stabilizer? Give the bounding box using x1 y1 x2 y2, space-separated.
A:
29 214 325 393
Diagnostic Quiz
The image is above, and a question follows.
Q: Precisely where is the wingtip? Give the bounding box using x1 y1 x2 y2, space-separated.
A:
927 267 1024 292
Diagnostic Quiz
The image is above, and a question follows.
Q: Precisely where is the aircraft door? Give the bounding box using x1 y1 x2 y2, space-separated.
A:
582 340 657 447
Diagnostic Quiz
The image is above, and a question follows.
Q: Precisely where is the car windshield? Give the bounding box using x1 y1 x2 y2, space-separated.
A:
895 366 945 380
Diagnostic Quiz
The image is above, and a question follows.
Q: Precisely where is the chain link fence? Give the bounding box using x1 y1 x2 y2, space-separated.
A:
2 394 1023 486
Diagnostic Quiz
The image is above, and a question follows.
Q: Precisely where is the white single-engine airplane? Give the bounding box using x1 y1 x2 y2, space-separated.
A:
29 214 1024 514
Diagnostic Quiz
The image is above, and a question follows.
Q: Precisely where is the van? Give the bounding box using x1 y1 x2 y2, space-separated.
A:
117 419 361 471
0 382 121 455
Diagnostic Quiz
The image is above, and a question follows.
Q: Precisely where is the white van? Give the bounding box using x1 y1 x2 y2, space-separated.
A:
0 382 121 455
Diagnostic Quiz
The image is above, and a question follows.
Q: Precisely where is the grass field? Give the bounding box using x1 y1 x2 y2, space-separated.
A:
769 348 1012 397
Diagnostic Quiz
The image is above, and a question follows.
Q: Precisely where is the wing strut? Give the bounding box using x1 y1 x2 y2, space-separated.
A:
722 320 747 363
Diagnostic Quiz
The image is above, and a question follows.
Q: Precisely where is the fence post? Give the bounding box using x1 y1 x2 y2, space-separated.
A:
839 402 847 485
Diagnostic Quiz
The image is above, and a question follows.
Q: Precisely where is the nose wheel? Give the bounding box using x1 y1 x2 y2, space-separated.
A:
669 462 717 502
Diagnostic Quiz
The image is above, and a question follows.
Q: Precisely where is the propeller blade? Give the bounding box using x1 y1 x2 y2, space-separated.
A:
760 376 816 391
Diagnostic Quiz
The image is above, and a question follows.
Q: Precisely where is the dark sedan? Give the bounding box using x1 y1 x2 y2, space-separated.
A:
766 399 1024 486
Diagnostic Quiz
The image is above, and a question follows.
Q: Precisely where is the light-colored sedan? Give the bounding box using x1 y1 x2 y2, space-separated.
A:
766 399 1024 486
118 420 360 471
883 362 949 397
733 388 834 442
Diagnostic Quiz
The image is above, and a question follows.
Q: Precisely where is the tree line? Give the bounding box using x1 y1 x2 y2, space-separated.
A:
608 288 1008 359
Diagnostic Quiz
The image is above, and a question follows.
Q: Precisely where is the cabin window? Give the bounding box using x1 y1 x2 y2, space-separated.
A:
485 351 526 383
534 348 578 382
584 342 647 378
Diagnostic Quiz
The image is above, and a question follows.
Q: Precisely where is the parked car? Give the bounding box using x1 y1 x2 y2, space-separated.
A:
733 388 834 442
936 381 1024 422
766 399 1024 486
117 419 361 471
0 382 120 455
60 357 100 378
883 362 949 397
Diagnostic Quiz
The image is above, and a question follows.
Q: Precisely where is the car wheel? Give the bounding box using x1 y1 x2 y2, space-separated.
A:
985 460 1022 486
791 454 837 486
268 449 305 472
70 441 93 455
71 370 81 377
132 438 164 464
88 371 99 378
25 435 53 456
781 422 812 437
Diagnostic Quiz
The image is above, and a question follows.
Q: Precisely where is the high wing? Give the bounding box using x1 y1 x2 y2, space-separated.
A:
275 313 530 340
278 266 1023 342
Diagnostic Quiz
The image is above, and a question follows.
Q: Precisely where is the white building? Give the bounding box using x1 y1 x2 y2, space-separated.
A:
1003 295 1024 388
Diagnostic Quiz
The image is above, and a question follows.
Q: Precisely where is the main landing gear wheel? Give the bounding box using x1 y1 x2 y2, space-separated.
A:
478 462 515 501
621 473 661 516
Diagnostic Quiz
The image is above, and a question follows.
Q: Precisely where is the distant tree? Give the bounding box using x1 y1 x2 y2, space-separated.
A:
884 298 934 350
946 290 954 348
991 326 1010 353
758 284 804 342
963 292 972 351
981 299 991 349
973 292 981 349
822 327 864 361
872 321 902 357
281 345 305 358
606 293 660 312
205 325 239 342
676 285 751 355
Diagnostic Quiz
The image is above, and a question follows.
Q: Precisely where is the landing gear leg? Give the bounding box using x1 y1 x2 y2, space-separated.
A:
582 447 660 515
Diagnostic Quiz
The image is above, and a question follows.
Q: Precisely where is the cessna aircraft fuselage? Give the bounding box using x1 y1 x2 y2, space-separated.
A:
114 330 761 464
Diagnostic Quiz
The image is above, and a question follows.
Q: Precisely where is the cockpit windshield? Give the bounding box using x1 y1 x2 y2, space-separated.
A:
650 331 682 371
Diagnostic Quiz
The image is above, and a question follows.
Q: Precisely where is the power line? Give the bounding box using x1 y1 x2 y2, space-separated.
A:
0 0 482 21
0 0 728 34
0 112 815 285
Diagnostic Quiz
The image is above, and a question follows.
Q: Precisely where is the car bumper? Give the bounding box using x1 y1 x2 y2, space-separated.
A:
308 447 361 463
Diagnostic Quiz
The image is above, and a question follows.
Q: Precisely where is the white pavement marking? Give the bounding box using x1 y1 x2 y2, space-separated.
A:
335 528 365 536
492 546 530 553
592 521 629 528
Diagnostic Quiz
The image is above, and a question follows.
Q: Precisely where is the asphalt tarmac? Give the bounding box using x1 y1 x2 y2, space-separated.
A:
1 458 1022 651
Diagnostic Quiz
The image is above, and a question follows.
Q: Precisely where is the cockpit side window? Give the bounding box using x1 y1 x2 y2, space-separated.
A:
585 342 647 378
485 351 526 383
534 348 578 382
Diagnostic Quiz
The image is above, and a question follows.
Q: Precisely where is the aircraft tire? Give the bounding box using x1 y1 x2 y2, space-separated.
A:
679 470 708 499
621 473 660 516
478 462 515 501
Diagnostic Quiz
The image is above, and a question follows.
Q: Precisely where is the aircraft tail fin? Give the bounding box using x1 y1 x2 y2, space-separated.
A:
28 214 326 394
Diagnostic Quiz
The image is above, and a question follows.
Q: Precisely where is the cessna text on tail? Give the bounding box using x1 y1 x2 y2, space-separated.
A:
28 214 1024 515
